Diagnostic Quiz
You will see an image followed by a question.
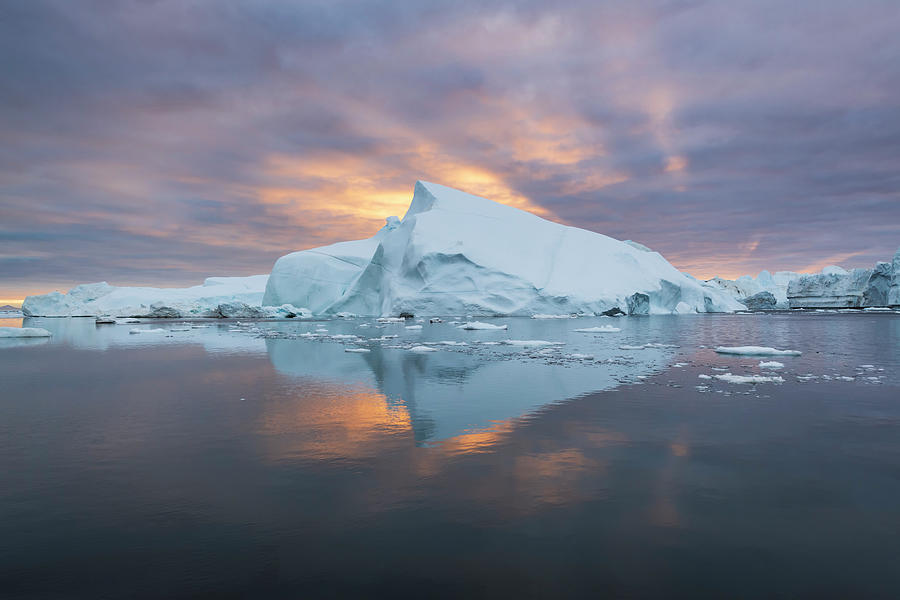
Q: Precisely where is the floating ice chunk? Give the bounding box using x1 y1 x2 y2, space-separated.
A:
673 362 689 367
568 353 595 359
574 325 621 333
758 361 785 369
697 374 712 380
838 376 855 381
330 334 358 340
376 317 405 323
864 307 893 312
502 340 564 347
458 321 508 330
715 346 802 356
434 341 468 346
344 348 371 353
531 314 573 319
714 373 785 384
405 325 423 330
129 328 166 334
169 327 191 332
409 345 437 352
0 327 52 338
620 343 678 350
858 364 875 369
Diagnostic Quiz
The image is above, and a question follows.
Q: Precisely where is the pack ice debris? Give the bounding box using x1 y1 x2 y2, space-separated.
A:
758 361 785 369
574 325 622 333
715 346 802 356
458 321 508 330
713 373 785 384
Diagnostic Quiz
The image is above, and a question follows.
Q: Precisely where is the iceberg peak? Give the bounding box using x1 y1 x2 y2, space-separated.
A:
266 181 742 316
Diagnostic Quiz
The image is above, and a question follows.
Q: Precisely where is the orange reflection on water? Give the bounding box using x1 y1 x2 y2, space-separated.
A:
256 384 412 463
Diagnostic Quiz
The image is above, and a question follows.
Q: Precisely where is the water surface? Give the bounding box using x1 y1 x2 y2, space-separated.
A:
2 313 899 598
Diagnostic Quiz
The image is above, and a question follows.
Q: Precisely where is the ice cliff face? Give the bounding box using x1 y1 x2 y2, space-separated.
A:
785 247 900 308
266 181 742 316
705 270 801 309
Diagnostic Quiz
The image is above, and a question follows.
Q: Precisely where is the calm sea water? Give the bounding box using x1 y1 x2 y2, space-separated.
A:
1 313 899 598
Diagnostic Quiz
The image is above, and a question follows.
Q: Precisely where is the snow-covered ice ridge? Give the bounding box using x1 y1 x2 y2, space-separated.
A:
22 275 310 319
264 181 742 316
708 247 900 310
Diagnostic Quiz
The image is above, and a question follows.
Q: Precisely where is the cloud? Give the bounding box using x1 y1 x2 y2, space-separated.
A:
1 0 899 298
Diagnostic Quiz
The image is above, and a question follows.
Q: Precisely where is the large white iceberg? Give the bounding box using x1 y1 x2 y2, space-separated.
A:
265 181 742 316
22 275 273 318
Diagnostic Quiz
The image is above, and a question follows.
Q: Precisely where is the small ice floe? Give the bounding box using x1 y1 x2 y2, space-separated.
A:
429 318 443 323
758 360 785 369
502 340 564 347
344 347 371 353
315 328 329 333
0 327 52 338
715 346 801 356
796 374 818 381
370 334 399 341
169 327 191 332
191 324 210 329
574 325 621 333
330 334 358 340
376 317 405 323
95 316 116 324
434 341 468 346
409 345 437 352
129 328 166 334
837 376 855 381
405 325 423 330
673 362 689 368
696 385 710 392
531 314 573 319
619 343 678 350
714 373 785 384
568 353 595 360
458 321 508 330
358 323 370 328
697 374 713 380
863 307 893 312
858 364 876 370
478 341 501 345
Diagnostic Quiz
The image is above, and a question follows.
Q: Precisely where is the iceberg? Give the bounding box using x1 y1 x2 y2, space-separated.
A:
889 247 900 307
22 275 280 318
712 247 900 310
705 270 801 309
266 181 742 316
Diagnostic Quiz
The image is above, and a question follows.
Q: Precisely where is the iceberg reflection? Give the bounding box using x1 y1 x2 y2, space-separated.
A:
266 335 674 445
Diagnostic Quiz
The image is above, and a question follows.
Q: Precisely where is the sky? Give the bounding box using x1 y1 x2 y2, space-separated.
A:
2 0 899 304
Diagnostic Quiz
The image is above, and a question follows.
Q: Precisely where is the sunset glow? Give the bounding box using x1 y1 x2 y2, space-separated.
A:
2 2 899 298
